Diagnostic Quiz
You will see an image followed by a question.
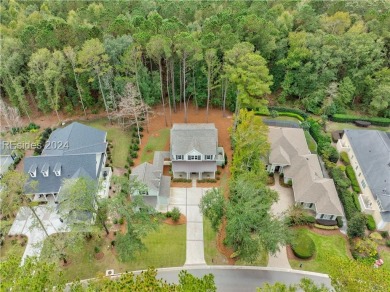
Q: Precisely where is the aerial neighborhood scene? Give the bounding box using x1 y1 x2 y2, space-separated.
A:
1 1 390 291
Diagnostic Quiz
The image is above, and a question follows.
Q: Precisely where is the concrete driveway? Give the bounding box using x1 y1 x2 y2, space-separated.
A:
8 204 68 265
169 186 210 266
268 174 294 269
270 174 294 217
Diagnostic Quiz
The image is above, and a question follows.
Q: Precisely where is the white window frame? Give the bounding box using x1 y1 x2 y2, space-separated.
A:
176 155 184 160
205 155 213 160
188 155 201 161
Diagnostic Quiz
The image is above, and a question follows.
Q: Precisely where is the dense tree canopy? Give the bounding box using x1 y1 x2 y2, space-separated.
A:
0 0 388 118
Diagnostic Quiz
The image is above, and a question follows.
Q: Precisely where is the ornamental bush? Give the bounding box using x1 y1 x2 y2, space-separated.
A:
336 216 344 228
291 231 316 259
171 207 181 222
340 152 350 165
345 165 361 193
366 215 376 231
348 213 366 238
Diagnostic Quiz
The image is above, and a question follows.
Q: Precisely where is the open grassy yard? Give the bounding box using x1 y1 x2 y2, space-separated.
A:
0 236 26 261
83 118 132 168
326 121 389 133
304 130 317 154
203 219 227 265
379 248 390 272
289 228 350 274
41 223 186 282
140 128 170 163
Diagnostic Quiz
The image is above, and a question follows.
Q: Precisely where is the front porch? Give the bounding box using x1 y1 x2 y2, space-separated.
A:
173 171 216 180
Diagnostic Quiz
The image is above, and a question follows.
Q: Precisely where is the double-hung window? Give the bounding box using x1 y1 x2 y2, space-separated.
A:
188 155 201 161
176 155 184 160
205 155 213 160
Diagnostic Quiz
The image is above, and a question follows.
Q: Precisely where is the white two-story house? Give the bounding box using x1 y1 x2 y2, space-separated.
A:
170 123 224 180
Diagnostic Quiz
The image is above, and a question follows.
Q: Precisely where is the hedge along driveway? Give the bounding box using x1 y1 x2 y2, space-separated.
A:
289 228 350 274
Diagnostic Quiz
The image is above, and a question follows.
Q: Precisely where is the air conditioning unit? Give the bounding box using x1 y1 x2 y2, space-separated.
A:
105 269 114 277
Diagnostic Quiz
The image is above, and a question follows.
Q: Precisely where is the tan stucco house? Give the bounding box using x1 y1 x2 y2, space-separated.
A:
267 127 344 221
336 129 390 232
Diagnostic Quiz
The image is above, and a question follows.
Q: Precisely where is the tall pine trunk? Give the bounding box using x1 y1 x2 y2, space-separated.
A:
158 59 168 126
165 59 172 125
97 74 112 124
182 56 187 123
170 59 177 113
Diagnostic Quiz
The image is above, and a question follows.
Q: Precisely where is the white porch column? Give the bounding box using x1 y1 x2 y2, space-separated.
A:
212 171 215 179
199 172 201 180
187 172 190 179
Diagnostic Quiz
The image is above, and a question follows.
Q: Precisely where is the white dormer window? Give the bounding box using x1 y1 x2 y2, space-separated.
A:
205 155 213 160
41 163 49 177
176 155 184 160
29 163 37 178
53 162 61 177
188 155 201 161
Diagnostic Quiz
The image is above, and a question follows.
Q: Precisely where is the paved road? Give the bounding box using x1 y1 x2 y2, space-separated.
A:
154 266 331 291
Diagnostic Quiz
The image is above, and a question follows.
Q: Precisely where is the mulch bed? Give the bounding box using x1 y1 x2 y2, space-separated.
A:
216 218 236 265
164 214 187 225
95 252 105 260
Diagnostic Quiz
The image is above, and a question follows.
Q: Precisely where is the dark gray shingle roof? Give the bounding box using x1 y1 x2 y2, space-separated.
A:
345 130 390 215
24 122 107 195
24 154 100 194
42 122 107 156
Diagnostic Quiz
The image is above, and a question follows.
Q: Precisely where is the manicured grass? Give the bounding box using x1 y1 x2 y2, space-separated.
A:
289 228 350 274
326 121 389 133
304 130 317 154
42 223 186 282
140 128 170 163
83 119 132 168
0 236 26 261
379 249 390 272
203 219 227 265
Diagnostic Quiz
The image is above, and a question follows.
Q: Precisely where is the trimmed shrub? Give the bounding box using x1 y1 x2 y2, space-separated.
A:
340 152 350 165
366 215 376 231
171 207 181 222
331 114 390 127
316 219 337 226
345 166 361 193
165 211 172 218
352 193 362 212
336 216 344 228
314 224 338 230
277 112 305 122
348 213 367 238
291 231 316 259
268 106 308 119
386 240 390 247
172 178 191 183
94 246 100 254
380 231 389 239
119 217 125 225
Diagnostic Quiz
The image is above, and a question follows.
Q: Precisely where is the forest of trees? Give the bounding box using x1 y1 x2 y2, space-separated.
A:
1 0 389 121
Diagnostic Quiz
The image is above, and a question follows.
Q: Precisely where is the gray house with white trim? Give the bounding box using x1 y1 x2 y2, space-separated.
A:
170 123 224 180
336 129 390 231
24 122 111 202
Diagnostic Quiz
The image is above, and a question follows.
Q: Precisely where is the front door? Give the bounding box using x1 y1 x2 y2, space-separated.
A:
275 166 280 172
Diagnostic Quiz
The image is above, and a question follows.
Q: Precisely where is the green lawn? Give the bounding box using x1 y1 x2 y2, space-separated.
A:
140 128 170 163
203 219 227 265
304 130 317 154
0 236 26 261
379 249 390 272
41 223 186 282
326 121 389 133
83 119 132 168
289 228 350 274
